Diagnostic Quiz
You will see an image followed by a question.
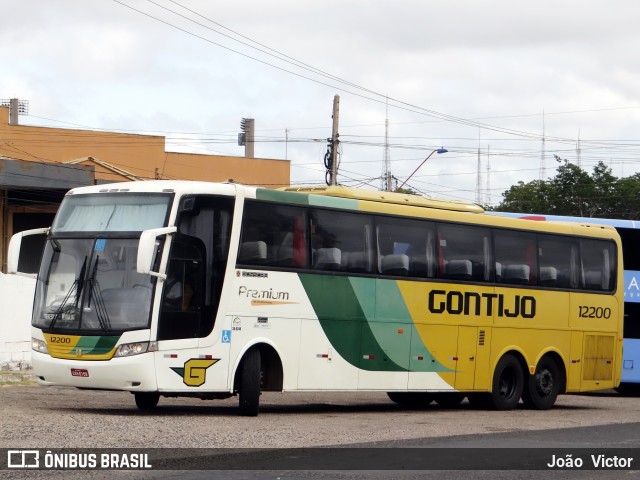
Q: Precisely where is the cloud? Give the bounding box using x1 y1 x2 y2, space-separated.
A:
2 0 640 203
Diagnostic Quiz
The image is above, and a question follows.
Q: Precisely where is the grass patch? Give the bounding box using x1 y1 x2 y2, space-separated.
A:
0 370 36 386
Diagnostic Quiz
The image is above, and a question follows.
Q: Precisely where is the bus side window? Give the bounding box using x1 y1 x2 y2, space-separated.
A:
375 217 435 278
539 235 579 289
580 239 616 291
438 223 491 282
494 230 537 286
310 209 373 274
238 202 308 269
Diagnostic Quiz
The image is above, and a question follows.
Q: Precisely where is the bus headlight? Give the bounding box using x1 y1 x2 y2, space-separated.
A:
114 341 157 358
32 337 48 354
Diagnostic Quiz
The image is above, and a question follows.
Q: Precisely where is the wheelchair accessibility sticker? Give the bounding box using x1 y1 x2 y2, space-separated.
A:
221 330 231 343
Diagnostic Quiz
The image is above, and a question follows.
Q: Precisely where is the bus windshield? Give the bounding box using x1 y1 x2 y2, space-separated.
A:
32 192 172 333
52 193 171 233
33 237 156 332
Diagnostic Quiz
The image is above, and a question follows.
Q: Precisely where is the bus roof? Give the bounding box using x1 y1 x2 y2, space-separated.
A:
488 211 640 229
280 186 485 214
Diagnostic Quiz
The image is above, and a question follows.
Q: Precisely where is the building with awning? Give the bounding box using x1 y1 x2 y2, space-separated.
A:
0 105 290 272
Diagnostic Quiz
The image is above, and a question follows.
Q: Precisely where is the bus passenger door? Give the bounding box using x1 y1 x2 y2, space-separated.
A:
155 234 207 391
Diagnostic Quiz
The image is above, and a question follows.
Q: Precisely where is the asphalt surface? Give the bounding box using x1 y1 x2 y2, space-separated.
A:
1 386 639 479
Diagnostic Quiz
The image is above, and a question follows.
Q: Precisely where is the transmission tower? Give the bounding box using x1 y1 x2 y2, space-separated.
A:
475 131 482 204
539 110 546 180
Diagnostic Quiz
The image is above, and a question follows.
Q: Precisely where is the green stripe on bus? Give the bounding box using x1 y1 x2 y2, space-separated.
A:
256 189 311 205
73 335 120 355
299 274 450 373
299 274 404 372
255 189 358 210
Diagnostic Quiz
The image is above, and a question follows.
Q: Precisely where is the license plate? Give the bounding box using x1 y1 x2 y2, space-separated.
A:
71 368 89 378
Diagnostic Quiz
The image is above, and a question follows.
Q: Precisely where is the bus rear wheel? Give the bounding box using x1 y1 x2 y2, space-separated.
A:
489 354 524 410
134 392 160 410
522 356 561 410
238 348 262 416
387 392 433 406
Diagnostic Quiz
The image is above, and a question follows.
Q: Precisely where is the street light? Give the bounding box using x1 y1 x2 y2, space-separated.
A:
396 147 448 191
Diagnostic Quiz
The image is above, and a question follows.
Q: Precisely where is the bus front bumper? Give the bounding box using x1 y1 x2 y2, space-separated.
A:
32 351 158 392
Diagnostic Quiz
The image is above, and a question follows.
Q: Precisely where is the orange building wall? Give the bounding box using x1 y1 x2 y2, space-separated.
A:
0 107 290 187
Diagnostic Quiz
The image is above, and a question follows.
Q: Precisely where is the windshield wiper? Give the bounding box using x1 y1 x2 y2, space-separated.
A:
85 255 111 332
49 256 87 330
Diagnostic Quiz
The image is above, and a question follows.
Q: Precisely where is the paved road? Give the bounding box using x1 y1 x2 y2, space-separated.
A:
1 386 638 479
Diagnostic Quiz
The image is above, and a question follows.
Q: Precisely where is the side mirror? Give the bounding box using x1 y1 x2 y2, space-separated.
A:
137 226 177 279
7 227 50 275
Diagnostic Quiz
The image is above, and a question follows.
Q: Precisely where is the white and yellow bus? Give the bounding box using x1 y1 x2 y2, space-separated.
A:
9 181 623 415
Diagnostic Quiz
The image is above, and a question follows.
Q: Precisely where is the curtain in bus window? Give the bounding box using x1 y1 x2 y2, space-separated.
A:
57 204 168 232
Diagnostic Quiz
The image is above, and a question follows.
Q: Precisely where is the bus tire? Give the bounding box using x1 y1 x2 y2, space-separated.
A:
387 392 433 406
134 392 160 410
490 354 523 410
433 392 465 408
239 348 261 417
522 356 561 410
616 383 640 396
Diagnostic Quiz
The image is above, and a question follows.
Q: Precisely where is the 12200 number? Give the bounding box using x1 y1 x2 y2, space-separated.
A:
578 306 611 319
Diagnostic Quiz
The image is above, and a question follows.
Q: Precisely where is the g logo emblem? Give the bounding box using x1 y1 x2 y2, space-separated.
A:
171 358 219 387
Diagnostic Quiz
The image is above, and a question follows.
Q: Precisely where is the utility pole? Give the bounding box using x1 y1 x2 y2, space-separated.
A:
326 95 340 186
383 98 392 191
285 128 289 160
330 95 340 186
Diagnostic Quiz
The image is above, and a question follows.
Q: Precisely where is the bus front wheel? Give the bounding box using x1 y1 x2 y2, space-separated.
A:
490 354 524 410
522 356 561 410
134 392 160 410
238 348 261 416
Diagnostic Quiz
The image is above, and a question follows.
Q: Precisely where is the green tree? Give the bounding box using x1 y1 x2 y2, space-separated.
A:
493 156 640 219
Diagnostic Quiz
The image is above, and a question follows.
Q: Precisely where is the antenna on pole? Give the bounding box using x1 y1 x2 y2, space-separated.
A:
239 118 255 158
325 95 340 186
1 98 29 125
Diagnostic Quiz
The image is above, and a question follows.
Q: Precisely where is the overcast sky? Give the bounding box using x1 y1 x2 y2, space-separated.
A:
2 0 640 205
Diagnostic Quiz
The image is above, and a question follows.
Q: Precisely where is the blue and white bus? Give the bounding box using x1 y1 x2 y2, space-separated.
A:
489 212 640 394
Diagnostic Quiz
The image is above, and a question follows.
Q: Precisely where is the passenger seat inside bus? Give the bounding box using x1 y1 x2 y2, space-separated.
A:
380 254 409 276
502 264 530 285
584 270 603 290
445 259 472 280
539 266 558 287
314 247 342 270
239 241 268 264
